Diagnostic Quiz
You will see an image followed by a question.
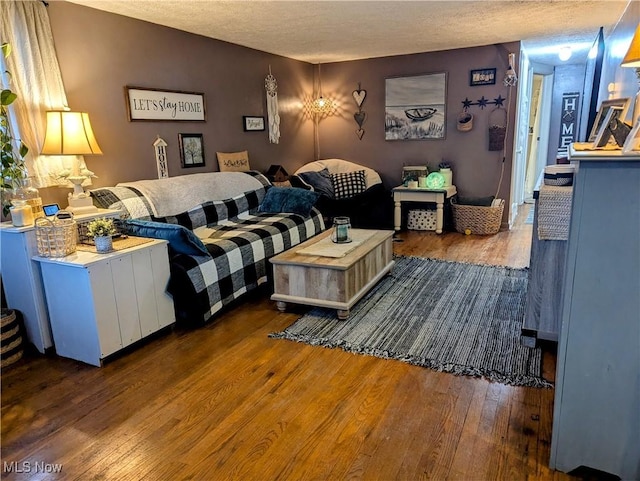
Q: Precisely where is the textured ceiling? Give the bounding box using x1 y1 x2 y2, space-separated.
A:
66 0 631 65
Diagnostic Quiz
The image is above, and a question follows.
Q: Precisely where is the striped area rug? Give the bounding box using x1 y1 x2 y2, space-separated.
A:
270 256 551 388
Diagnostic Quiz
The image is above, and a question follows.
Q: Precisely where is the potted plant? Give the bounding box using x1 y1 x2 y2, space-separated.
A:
87 217 117 253
1 42 29 218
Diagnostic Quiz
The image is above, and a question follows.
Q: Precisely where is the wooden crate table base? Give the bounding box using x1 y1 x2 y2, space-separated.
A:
270 229 394 319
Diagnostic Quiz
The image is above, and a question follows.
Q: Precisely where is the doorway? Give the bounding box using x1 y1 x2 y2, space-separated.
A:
510 60 553 222
523 72 552 202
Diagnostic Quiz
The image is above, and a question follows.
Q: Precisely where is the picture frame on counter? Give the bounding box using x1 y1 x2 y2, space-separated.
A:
243 116 265 131
588 97 630 142
125 86 206 121
592 107 623 149
622 115 640 155
179 133 205 167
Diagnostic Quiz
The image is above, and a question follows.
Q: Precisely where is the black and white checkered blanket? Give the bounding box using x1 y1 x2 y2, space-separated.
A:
91 171 325 324
170 210 323 324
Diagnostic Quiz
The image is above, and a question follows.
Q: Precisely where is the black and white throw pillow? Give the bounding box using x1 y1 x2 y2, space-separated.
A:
330 170 367 200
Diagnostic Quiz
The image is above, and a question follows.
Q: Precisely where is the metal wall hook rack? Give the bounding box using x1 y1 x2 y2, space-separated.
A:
461 94 506 111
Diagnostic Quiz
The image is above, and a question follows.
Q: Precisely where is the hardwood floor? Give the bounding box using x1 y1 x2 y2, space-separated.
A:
1 205 577 480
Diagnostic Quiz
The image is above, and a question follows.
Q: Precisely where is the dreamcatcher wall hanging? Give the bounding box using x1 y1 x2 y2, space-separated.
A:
265 66 280 144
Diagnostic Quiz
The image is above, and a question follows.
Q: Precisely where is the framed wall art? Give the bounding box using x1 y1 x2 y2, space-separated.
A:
125 86 206 121
588 97 630 141
385 72 447 140
243 116 265 131
469 68 497 86
179 133 205 167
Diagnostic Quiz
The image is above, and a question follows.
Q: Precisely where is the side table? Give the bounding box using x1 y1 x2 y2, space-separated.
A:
34 238 175 366
392 185 457 234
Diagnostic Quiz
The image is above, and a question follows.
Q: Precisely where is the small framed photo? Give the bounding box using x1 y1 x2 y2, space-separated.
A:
469 68 496 86
588 97 630 141
243 116 265 131
178 133 205 167
592 107 623 149
622 115 640 155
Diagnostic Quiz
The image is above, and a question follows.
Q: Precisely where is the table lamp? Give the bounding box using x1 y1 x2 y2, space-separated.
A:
41 110 103 213
621 23 640 121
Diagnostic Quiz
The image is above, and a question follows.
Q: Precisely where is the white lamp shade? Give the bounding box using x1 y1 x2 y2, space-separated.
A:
41 111 103 155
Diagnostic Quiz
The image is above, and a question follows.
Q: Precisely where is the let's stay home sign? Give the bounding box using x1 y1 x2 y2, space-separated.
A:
126 87 206 121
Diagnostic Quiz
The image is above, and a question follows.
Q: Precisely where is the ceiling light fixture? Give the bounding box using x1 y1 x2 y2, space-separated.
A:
311 64 333 117
559 46 572 61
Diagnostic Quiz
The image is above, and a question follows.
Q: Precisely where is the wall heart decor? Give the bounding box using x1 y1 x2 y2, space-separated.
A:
352 89 366 107
354 111 367 128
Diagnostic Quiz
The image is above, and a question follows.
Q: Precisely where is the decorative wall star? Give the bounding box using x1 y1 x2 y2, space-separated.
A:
460 94 507 110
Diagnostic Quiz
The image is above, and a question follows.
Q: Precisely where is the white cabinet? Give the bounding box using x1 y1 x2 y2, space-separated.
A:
549 149 640 479
0 224 52 352
0 209 121 353
35 239 175 366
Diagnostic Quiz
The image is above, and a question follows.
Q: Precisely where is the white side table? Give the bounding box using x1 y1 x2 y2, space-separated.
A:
0 209 120 353
34 238 175 366
392 185 457 234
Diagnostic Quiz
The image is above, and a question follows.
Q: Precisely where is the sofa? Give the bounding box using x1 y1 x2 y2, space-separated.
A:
90 171 325 325
290 159 393 229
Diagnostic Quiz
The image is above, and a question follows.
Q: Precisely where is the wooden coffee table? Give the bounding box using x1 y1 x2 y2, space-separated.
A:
270 229 394 319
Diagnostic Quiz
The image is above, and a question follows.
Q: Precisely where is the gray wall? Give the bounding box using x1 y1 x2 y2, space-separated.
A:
43 1 315 206
318 44 520 208
44 2 519 217
598 1 640 123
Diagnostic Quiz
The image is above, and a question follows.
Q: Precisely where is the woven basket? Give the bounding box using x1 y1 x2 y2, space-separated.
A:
35 213 77 257
1 309 24 368
451 198 504 235
457 111 473 132
488 107 507 151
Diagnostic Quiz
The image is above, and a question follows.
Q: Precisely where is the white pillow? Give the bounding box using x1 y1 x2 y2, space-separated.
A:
294 159 381 189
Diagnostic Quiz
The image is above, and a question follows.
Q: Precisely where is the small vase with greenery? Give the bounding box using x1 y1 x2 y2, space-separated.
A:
1 42 29 217
87 217 117 253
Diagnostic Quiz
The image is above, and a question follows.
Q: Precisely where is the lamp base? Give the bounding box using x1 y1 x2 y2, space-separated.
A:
67 193 98 214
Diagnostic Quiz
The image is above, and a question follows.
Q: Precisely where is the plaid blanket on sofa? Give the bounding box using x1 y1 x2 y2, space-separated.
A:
170 210 323 324
91 171 325 324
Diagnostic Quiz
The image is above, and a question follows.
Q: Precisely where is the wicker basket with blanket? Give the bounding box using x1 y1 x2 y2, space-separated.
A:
451 198 504 235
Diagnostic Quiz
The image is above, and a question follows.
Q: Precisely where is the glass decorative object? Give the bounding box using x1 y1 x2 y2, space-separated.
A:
12 177 44 219
9 199 34 227
331 216 352 244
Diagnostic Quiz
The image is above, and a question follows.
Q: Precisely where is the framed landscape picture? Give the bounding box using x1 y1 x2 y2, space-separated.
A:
385 72 447 140
179 133 205 167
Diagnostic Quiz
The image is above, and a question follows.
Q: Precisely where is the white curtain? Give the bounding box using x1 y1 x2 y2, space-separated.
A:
1 0 88 188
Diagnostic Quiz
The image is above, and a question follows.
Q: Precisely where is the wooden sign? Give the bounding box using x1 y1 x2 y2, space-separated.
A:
125 86 206 121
